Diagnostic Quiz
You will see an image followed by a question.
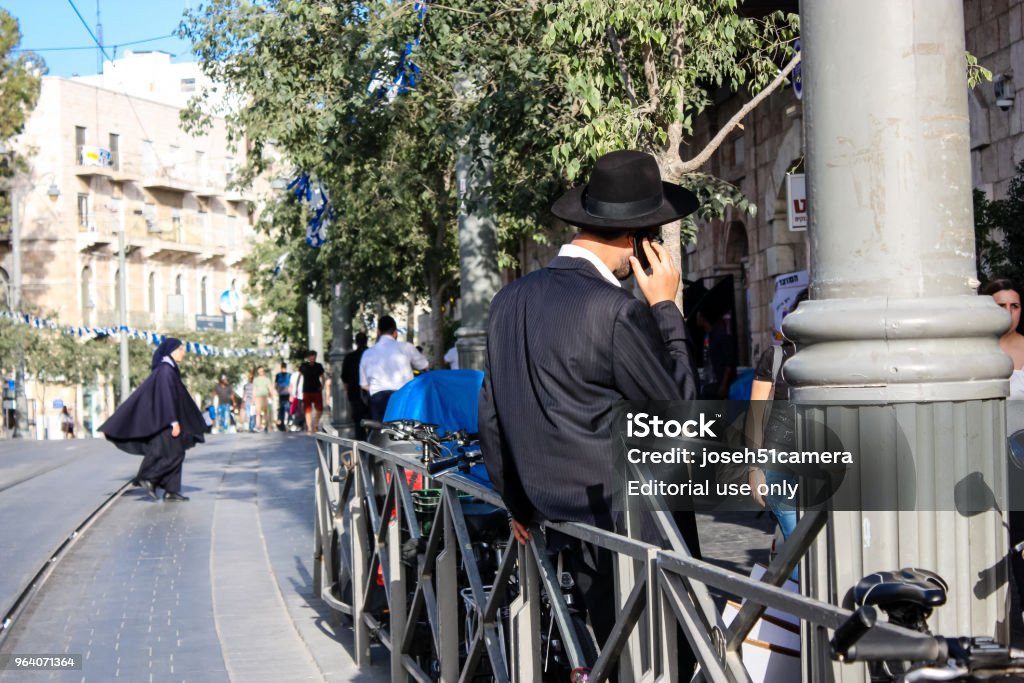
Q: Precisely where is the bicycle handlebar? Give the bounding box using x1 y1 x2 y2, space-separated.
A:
427 455 465 475
832 605 947 664
831 606 876 660
844 633 946 664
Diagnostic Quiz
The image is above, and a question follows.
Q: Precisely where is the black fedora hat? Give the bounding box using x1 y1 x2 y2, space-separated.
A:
551 150 699 231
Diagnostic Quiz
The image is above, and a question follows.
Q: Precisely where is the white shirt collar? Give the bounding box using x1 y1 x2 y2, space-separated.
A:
557 243 621 287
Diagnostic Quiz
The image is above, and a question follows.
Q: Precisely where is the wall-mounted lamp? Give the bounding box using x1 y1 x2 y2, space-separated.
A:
995 71 1014 111
46 182 60 200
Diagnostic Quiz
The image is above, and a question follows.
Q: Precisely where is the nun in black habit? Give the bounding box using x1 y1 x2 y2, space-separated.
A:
100 338 207 501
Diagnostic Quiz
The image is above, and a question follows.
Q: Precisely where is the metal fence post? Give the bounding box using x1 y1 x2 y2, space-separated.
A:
510 540 541 682
388 471 406 682
436 492 460 681
350 445 371 667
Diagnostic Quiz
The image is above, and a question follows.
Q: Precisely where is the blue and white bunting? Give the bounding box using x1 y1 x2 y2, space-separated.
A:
0 310 278 359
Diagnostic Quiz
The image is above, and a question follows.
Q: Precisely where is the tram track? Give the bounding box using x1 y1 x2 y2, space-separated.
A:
0 477 134 648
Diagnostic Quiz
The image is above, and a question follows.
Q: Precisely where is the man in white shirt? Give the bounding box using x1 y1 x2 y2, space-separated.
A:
359 315 430 420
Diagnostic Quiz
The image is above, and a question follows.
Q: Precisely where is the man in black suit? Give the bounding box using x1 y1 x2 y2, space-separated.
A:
479 150 701 660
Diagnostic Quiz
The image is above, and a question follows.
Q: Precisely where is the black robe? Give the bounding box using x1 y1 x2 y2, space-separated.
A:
100 361 207 455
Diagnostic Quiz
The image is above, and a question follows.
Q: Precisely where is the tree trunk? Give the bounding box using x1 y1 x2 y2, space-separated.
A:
426 270 448 369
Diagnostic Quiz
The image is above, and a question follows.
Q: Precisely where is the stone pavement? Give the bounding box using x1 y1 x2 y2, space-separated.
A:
0 439 137 623
0 433 387 683
0 432 778 682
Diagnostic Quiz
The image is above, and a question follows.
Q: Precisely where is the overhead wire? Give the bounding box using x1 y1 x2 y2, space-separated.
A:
64 0 187 177
16 33 177 53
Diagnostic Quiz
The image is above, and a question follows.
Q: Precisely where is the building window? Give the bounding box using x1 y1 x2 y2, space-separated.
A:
75 126 86 163
175 274 183 296
77 194 90 230
109 133 120 170
180 78 196 92
200 276 208 315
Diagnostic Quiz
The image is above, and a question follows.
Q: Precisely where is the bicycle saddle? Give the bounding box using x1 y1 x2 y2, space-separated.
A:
853 568 948 611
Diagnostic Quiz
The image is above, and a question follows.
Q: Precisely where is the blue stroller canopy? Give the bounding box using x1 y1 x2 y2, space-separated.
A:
382 369 484 435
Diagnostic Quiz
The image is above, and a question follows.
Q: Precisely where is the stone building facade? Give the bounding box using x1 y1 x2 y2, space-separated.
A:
1 53 261 436
684 0 1019 368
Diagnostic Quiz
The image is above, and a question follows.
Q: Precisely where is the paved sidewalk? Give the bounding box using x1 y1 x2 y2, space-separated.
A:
0 433 387 683
0 432 778 682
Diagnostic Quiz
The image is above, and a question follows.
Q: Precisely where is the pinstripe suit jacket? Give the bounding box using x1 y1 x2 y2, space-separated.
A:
478 256 698 528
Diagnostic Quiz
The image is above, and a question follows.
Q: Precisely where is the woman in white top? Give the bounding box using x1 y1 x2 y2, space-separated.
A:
981 277 1024 623
981 277 1024 399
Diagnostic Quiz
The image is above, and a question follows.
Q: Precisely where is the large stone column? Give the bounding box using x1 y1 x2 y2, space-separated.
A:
454 130 501 372
792 1 1012 679
327 282 354 436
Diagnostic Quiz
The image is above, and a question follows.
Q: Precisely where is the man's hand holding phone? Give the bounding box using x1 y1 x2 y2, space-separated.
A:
630 237 680 305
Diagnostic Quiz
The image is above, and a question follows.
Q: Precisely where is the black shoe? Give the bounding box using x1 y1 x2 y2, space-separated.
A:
139 479 158 500
163 491 190 502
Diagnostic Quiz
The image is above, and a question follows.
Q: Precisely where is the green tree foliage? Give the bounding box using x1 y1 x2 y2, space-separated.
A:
0 9 42 149
0 8 44 230
541 0 798 299
974 162 1024 287
181 1 803 324
181 1 564 356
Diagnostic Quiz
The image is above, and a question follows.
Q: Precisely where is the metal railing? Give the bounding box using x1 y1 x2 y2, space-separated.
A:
312 431 934 682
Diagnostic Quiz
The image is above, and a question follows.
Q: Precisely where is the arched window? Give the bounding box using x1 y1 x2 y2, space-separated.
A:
200 276 208 315
175 274 183 295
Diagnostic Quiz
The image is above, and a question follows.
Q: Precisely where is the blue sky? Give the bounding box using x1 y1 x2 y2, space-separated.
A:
2 0 196 77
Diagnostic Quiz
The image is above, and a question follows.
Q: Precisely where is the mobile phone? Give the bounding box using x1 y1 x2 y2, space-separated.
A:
632 231 663 272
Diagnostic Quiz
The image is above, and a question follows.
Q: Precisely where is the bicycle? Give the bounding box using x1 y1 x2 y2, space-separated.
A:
830 566 1024 681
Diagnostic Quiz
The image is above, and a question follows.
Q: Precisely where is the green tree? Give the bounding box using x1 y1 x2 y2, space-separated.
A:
974 162 1024 287
542 1 799 305
181 1 808 331
181 1 565 358
0 8 44 228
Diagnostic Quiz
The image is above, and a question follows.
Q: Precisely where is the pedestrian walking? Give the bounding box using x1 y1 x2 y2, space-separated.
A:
341 333 369 440
60 405 75 439
274 363 291 431
478 149 701 667
359 316 429 421
252 366 273 432
242 371 256 432
99 338 207 502
444 345 459 369
298 350 326 433
288 367 304 431
211 374 236 433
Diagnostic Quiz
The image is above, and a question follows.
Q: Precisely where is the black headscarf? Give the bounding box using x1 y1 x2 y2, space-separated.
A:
152 337 183 370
